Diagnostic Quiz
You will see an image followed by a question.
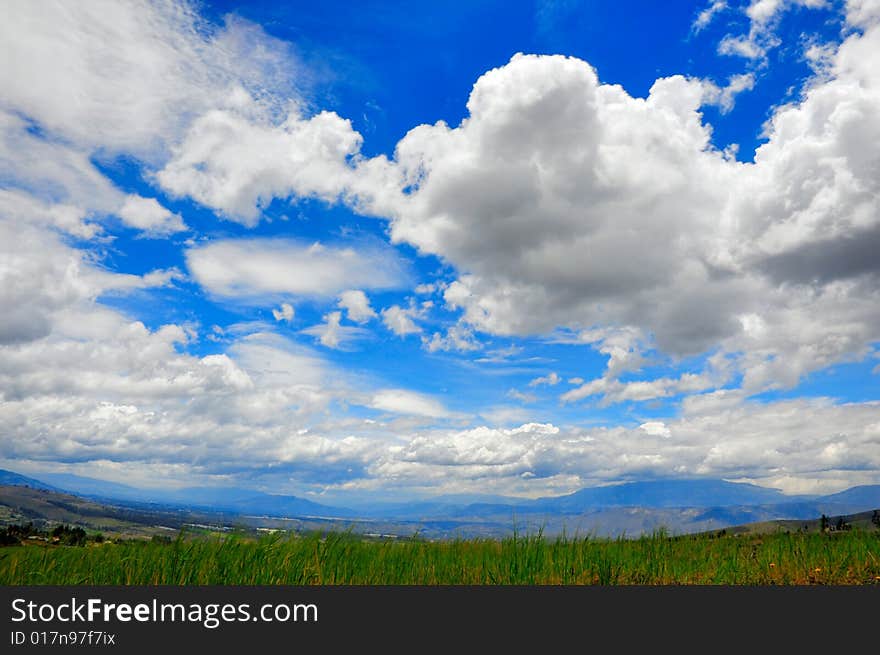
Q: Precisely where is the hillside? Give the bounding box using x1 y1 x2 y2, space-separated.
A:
0 484 178 539
0 470 61 493
722 508 880 536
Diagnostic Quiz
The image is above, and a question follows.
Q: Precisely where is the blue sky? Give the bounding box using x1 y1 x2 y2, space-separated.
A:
1 0 879 502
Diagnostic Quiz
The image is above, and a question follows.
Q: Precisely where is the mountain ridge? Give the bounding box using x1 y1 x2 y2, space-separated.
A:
3 469 879 524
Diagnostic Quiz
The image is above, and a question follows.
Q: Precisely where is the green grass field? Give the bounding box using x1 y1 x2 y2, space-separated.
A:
2 529 879 585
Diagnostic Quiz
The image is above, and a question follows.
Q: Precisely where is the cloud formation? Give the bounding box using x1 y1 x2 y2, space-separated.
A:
692 1 729 32
338 290 377 324
364 399 880 496
272 303 295 323
185 239 407 301
118 195 187 236
381 304 423 337
1 1 878 499
0 0 302 159
157 109 366 225
368 389 454 419
363 29 880 397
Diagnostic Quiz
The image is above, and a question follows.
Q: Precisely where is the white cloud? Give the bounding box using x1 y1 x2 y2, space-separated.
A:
356 34 880 395
0 0 311 247
304 311 343 349
381 304 423 337
529 372 561 387
561 372 719 405
703 73 756 113
393 423 561 469
272 303 295 323
422 323 479 352
338 290 377 324
479 406 533 426
692 1 728 32
157 109 366 225
747 0 828 25
368 389 453 418
378 57 738 354
200 354 254 391
1 178 877 497
186 238 407 301
1 0 878 499
365 398 880 496
745 0 786 24
717 34 769 59
0 316 380 481
300 311 371 350
0 1 302 159
846 0 880 27
507 389 538 403
717 0 830 61
0 193 177 346
0 111 124 216
639 421 672 438
0 189 98 240
227 332 331 389
118 195 186 236
561 327 649 378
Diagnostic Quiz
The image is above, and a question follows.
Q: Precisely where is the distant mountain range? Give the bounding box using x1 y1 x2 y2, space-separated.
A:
523 479 795 512
0 469 61 493
3 468 879 538
816 485 880 507
27 470 356 519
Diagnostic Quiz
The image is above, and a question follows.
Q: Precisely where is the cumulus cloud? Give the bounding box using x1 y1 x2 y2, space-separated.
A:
156 109 367 225
639 421 672 438
1 184 877 498
185 239 407 301
380 57 739 355
2 0 878 499
0 0 314 248
304 311 342 348
718 34 770 59
363 399 880 496
117 195 186 236
338 290 377 323
0 193 178 347
422 323 479 352
747 0 828 25
846 0 880 27
381 304 423 337
272 302 295 323
0 316 380 484
0 189 98 240
363 33 880 395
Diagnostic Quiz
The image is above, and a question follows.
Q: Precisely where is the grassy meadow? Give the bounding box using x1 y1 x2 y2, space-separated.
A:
2 529 879 585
